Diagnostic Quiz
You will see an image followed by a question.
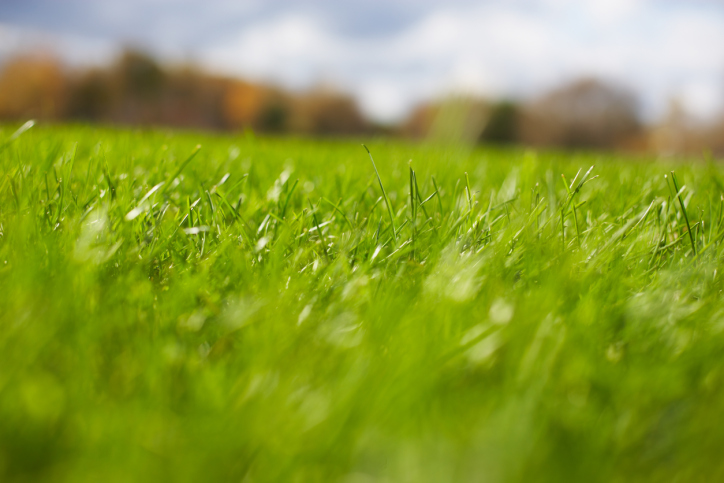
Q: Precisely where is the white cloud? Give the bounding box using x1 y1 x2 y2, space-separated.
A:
357 80 414 122
203 15 341 86
585 0 645 25
0 23 117 66
681 81 724 121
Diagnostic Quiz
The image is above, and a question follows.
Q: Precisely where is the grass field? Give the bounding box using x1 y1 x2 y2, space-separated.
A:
2 123 724 482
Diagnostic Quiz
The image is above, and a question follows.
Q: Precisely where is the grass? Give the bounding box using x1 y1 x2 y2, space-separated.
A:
2 123 724 482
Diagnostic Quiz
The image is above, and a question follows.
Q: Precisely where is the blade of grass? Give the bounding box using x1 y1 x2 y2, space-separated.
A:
670 171 696 256
363 145 396 240
161 144 201 195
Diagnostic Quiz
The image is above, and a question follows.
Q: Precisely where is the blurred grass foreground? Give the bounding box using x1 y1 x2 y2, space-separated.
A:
3 122 724 481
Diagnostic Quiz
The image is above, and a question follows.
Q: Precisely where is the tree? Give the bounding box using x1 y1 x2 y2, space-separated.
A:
521 78 641 149
479 100 520 144
0 55 67 120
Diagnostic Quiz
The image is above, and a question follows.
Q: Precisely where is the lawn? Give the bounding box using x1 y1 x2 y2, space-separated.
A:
1 123 724 482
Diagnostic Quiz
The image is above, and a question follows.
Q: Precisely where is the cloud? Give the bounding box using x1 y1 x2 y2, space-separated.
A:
203 15 339 85
0 23 117 66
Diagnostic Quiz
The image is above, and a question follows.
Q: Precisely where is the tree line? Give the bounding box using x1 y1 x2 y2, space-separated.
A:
1 49 722 153
0 50 370 136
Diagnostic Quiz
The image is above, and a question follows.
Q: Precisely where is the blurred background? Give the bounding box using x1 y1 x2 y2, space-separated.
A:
1 0 724 154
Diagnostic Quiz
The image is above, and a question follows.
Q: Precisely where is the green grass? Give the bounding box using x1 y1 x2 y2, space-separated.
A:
2 123 724 482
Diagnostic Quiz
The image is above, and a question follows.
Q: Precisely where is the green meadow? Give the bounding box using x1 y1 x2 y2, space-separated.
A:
2 123 724 482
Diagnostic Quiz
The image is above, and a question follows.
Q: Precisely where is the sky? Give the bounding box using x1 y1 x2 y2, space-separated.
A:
2 0 724 123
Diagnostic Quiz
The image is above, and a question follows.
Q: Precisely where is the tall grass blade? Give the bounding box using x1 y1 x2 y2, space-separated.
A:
363 144 396 240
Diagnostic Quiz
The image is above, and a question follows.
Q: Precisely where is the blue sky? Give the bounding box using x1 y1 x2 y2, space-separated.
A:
2 0 724 122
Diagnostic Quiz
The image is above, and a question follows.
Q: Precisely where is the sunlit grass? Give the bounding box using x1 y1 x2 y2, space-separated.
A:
2 123 724 482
